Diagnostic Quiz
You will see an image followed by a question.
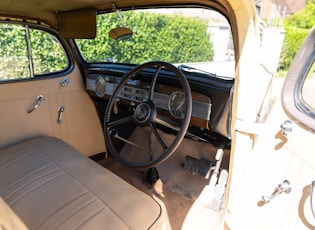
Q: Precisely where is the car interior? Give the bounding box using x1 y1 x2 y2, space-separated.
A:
0 1 241 229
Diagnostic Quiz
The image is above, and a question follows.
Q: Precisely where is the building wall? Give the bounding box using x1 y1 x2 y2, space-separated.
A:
256 0 307 22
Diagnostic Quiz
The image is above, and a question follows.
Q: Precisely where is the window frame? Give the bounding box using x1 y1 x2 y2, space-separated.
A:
75 7 233 69
282 25 315 133
0 20 74 83
295 48 315 118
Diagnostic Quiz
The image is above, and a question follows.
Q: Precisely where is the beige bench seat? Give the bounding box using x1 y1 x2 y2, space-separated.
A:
0 137 168 229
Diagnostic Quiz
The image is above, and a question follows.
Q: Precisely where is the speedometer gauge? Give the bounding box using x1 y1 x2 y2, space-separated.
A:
95 76 106 97
168 91 185 119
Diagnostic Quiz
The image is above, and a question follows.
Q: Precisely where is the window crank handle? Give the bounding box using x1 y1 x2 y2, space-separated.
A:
58 106 64 124
262 180 291 203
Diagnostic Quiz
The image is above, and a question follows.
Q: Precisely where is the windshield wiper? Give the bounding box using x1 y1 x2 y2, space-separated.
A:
177 64 232 80
177 64 217 76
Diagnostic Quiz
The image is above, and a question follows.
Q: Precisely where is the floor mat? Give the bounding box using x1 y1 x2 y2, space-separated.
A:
152 131 229 201
99 127 230 229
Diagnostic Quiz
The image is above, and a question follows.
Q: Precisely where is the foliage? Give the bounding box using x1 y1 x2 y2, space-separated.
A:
0 11 213 80
30 29 67 74
0 24 67 80
278 2 315 70
77 11 214 64
0 24 29 80
278 26 310 70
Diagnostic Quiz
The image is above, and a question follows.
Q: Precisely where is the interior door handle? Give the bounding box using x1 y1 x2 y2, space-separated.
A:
27 95 44 113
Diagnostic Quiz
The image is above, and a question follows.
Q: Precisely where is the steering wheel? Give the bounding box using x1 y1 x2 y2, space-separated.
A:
104 61 192 169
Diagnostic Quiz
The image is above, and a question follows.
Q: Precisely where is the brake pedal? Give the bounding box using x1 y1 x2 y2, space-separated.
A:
184 155 212 179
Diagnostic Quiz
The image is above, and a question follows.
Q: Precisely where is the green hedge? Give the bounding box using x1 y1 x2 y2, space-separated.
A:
77 11 214 64
0 24 67 80
279 2 315 70
0 12 214 80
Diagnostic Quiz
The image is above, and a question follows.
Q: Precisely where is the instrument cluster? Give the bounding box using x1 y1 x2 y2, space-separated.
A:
86 74 212 126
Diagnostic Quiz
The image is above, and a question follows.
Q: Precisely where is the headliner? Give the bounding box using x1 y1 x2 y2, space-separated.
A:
0 0 231 27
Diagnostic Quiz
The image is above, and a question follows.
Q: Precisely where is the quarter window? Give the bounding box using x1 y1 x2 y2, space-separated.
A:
0 23 68 81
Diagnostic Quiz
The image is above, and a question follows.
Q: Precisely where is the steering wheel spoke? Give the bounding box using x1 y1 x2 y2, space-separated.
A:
155 114 181 131
150 122 168 150
111 130 153 159
107 115 133 128
149 65 162 100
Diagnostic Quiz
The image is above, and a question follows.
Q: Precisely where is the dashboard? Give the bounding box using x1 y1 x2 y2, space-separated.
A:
86 73 212 129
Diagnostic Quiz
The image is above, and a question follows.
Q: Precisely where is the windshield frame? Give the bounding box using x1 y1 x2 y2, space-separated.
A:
75 6 233 68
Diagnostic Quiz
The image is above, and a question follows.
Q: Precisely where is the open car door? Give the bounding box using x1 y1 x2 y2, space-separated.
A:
227 26 315 228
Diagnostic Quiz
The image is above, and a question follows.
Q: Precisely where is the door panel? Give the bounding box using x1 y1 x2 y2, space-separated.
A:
0 65 106 156
228 97 315 229
226 25 315 229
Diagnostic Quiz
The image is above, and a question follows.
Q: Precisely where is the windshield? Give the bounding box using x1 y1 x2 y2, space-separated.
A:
76 7 235 77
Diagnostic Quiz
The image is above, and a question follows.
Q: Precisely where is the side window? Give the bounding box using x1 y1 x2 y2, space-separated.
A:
0 23 68 81
30 29 68 75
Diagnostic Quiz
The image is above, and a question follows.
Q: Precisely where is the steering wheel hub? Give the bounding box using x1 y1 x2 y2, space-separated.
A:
134 102 155 125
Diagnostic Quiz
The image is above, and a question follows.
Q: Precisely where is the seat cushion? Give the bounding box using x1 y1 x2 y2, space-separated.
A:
0 137 168 229
0 196 28 230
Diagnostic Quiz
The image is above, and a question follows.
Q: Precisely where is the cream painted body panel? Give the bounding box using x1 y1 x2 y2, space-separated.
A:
227 95 315 229
225 0 315 228
0 65 106 156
